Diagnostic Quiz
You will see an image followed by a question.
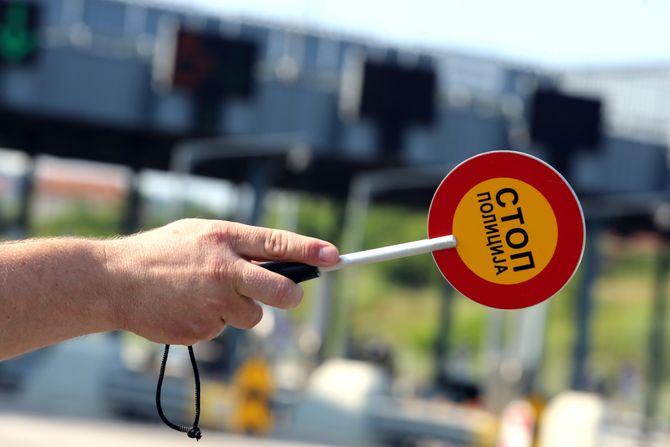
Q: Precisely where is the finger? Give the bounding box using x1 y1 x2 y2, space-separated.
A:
231 224 339 267
235 260 304 309
222 294 264 330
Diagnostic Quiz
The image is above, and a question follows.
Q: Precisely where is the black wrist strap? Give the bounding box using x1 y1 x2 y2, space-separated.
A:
155 344 202 441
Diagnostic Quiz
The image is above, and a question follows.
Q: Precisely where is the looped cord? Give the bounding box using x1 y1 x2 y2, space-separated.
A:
155 344 202 441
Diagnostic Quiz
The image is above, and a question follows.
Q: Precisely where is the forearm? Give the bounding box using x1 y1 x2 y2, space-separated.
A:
0 238 116 360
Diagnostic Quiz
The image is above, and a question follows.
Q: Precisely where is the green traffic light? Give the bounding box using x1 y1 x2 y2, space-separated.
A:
0 2 37 63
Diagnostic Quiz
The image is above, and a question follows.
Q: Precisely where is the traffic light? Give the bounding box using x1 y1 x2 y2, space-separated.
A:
358 59 436 128
0 1 39 65
341 56 437 157
165 26 257 100
530 88 602 150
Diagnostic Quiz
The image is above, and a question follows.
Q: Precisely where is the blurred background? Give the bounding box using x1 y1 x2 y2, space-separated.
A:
0 0 669 446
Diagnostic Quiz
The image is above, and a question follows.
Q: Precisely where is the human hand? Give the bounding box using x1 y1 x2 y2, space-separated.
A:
103 219 339 345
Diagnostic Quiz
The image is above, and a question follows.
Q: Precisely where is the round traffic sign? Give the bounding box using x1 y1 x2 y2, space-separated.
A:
428 151 584 309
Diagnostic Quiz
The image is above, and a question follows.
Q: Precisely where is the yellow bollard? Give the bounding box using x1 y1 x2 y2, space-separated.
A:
230 357 275 435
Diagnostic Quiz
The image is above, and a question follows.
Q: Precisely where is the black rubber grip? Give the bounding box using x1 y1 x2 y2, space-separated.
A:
260 261 321 283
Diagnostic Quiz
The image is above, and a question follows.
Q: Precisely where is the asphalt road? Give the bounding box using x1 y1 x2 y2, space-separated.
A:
0 412 330 447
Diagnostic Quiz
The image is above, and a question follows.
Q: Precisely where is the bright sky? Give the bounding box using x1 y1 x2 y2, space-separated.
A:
151 0 670 68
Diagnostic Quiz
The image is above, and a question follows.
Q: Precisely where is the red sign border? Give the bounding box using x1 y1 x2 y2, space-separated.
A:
428 151 585 309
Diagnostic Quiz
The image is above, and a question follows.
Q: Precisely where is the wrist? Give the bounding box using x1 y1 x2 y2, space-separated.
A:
96 238 135 333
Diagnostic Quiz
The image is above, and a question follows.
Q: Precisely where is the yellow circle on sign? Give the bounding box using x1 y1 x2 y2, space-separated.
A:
452 178 558 285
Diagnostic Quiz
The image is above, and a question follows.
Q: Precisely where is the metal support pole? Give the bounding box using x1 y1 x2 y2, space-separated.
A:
516 300 550 395
8 158 35 239
243 160 276 226
193 99 222 136
312 204 346 363
642 235 669 435
434 283 454 382
120 172 141 235
484 309 507 412
571 219 600 390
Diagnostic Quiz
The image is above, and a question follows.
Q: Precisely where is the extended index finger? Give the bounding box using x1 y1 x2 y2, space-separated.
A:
231 224 339 267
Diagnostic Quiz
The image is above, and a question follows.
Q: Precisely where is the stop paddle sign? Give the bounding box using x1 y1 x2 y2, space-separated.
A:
428 150 584 309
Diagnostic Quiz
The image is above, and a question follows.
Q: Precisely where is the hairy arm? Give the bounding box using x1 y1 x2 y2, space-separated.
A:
0 219 339 360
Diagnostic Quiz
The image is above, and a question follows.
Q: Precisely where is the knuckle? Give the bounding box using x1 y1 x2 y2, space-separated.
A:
211 257 240 286
199 220 232 245
265 230 290 258
210 260 228 283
